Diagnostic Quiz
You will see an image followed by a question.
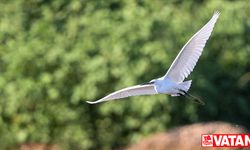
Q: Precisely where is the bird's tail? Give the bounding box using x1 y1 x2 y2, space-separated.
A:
171 80 205 105
171 80 192 96
179 80 192 92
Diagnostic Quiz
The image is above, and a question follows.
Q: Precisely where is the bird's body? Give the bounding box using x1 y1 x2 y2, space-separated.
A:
151 78 190 96
87 11 220 105
154 78 178 94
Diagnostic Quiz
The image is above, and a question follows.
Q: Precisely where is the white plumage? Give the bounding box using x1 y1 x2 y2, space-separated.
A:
87 11 220 104
87 85 157 104
164 11 220 82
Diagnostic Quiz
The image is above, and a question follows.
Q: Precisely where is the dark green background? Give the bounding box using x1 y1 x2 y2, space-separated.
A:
0 0 249 149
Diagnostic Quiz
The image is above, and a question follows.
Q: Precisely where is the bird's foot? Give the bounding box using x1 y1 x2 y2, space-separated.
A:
178 89 205 105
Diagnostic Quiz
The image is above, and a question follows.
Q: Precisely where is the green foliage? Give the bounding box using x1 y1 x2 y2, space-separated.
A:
0 0 249 149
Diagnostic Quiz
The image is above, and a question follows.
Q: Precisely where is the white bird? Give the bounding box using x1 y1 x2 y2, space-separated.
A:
87 11 220 105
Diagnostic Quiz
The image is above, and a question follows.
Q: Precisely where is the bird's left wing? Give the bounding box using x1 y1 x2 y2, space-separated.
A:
86 84 157 104
163 11 220 83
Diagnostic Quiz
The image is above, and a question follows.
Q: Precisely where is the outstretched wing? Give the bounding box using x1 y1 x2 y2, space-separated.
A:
164 11 220 82
86 84 157 104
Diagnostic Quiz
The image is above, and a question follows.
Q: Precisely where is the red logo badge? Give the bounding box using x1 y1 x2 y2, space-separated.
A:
202 134 213 147
201 134 250 147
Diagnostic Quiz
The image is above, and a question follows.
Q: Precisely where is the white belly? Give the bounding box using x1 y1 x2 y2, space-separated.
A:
155 78 179 95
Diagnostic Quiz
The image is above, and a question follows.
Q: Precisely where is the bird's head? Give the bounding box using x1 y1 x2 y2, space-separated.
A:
150 79 163 85
149 79 156 83
140 79 156 85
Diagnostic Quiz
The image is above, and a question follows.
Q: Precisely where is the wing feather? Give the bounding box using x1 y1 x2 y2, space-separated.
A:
164 11 220 82
86 84 157 104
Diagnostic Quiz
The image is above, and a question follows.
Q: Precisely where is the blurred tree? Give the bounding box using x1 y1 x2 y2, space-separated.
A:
0 0 249 149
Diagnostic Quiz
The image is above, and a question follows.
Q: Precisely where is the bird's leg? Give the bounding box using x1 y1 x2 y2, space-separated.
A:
179 89 205 105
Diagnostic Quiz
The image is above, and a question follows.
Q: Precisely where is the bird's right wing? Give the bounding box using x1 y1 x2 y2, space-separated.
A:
163 11 220 83
86 84 157 104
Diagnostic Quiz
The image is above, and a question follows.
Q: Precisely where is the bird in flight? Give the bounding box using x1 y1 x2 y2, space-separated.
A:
87 11 220 105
